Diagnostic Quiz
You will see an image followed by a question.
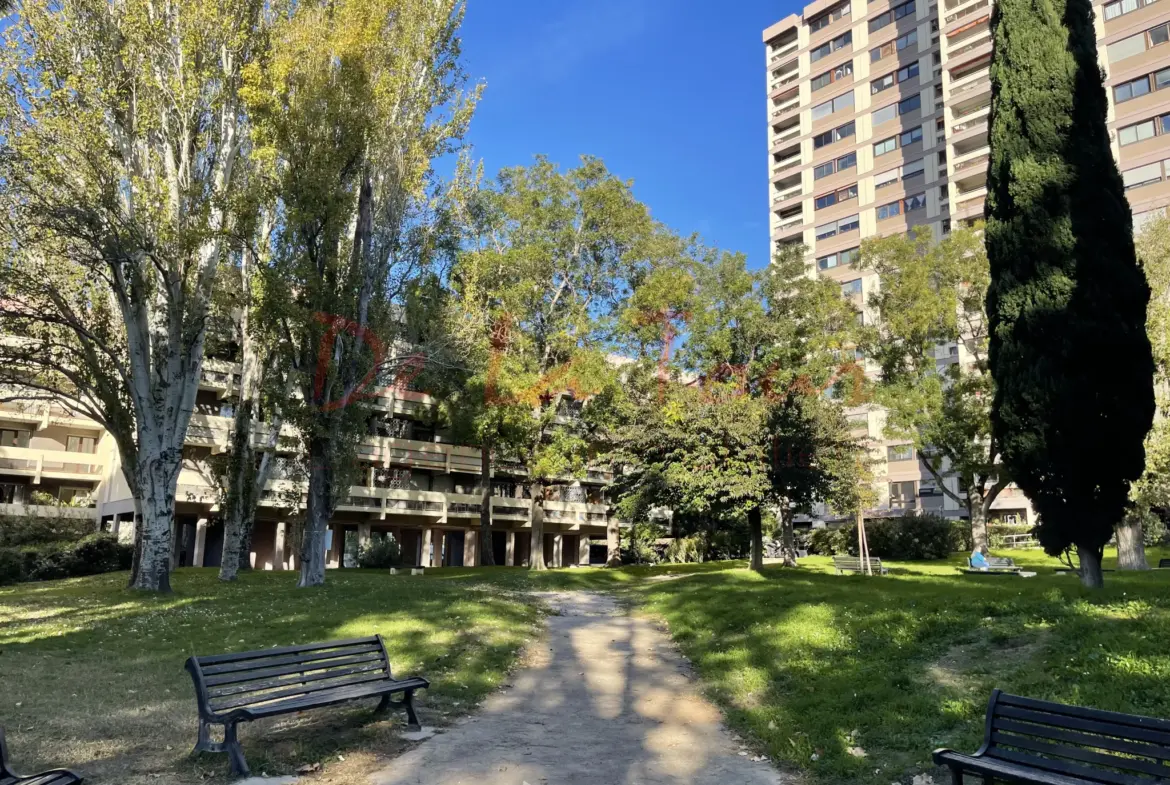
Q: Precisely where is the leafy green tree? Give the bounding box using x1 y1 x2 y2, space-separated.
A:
861 225 1008 549
445 156 666 569
1119 214 1170 568
612 244 863 570
0 0 265 591
248 0 477 587
985 0 1155 586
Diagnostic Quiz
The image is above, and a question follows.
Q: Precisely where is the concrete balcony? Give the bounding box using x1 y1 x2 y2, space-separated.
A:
773 184 805 205
0 502 97 520
0 445 103 482
769 39 799 66
772 153 803 177
771 123 802 146
769 69 801 94
770 91 801 119
944 0 990 29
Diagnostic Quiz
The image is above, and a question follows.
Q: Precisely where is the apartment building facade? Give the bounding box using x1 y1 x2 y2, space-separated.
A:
0 363 614 570
764 0 1170 525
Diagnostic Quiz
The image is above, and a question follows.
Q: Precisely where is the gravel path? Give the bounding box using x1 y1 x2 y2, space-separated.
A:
367 591 790 785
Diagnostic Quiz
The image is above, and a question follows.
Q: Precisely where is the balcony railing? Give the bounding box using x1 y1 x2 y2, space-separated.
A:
773 185 804 204
773 155 802 174
950 72 990 97
769 40 799 63
953 150 989 172
945 0 990 24
771 95 800 116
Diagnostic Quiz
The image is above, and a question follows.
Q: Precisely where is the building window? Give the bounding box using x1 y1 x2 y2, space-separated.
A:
877 199 902 220
898 29 919 51
900 125 924 146
813 120 856 149
813 91 856 120
888 444 915 462
837 151 857 172
1108 32 1147 62
1119 118 1156 145
890 480 917 508
1115 75 1152 102
815 214 860 239
904 192 927 211
898 62 920 82
66 435 96 453
0 429 30 448
811 30 853 62
902 158 925 179
874 135 898 156
1122 161 1163 190
898 93 922 115
815 184 858 210
875 168 899 189
819 248 859 271
810 2 851 32
841 278 863 296
812 61 855 92
870 0 915 32
872 72 896 94
814 161 835 179
1104 0 1158 20
873 102 899 125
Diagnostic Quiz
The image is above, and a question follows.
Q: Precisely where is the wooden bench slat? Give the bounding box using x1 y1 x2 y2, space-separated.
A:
995 718 1170 762
0 773 80 785
997 697 1170 738
990 747 1152 785
200 642 383 676
195 635 383 667
936 751 1122 785
993 731 1170 779
208 661 388 700
203 652 387 688
996 705 1170 748
238 677 430 720
213 670 392 712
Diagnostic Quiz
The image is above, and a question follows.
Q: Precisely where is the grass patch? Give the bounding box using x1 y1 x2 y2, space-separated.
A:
627 547 1170 785
0 568 541 784
4 548 1170 785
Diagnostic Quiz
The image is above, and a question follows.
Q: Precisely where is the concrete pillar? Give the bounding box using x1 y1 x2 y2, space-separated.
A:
274 522 287 570
193 517 209 568
578 535 591 566
505 531 516 566
422 527 434 567
170 518 182 568
464 530 477 567
553 534 563 568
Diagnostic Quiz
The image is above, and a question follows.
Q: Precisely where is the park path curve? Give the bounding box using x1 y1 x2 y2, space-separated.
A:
368 591 789 785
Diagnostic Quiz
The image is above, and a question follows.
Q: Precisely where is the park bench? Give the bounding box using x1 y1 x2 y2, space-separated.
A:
934 689 1170 785
832 555 888 575
1158 558 1170 568
0 728 82 785
186 635 429 776
963 556 1022 574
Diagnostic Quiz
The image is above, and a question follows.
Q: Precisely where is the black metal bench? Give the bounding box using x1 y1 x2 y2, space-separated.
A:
1158 558 1170 568
934 689 1170 785
0 728 82 785
832 555 889 575
186 635 429 776
963 556 1023 575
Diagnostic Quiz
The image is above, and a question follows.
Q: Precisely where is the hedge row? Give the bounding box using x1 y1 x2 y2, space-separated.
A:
804 514 973 560
0 533 133 585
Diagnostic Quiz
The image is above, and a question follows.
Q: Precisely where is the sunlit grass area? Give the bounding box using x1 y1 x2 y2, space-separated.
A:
0 568 542 784
628 547 1170 785
3 548 1169 785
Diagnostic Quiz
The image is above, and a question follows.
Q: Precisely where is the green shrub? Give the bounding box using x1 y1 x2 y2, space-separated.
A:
357 535 403 569
0 549 22 585
987 522 1035 548
0 534 132 584
806 515 968 560
664 533 706 564
621 522 663 565
0 512 95 547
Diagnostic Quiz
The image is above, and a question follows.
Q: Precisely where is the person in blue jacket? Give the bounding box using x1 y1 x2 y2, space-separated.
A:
970 546 990 570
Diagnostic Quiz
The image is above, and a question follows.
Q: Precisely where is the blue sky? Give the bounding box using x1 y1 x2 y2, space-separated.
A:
459 0 794 270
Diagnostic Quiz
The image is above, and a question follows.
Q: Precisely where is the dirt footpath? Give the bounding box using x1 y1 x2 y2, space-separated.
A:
368 591 790 785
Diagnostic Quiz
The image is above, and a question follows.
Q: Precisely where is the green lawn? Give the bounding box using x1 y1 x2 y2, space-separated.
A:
628 548 1170 784
3 550 1169 785
0 568 542 784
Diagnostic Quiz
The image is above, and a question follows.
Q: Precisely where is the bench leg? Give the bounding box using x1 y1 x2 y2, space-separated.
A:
224 721 250 777
402 689 421 730
948 766 964 785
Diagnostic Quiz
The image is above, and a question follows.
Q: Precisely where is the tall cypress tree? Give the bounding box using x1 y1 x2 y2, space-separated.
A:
985 0 1155 586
